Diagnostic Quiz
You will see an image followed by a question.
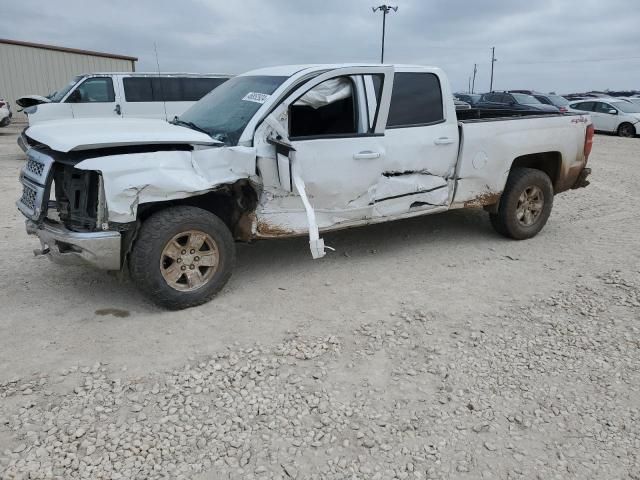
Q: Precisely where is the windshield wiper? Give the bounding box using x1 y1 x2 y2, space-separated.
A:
171 118 211 137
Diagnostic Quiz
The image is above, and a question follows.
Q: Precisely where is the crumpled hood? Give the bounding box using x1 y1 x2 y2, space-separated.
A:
25 118 221 152
16 95 51 108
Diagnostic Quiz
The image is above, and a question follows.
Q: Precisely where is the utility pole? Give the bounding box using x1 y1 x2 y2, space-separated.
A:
490 47 497 92
372 5 398 63
468 77 472 94
471 63 478 93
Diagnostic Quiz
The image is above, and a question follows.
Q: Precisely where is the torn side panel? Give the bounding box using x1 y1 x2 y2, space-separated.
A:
371 173 447 203
75 146 256 223
368 172 450 217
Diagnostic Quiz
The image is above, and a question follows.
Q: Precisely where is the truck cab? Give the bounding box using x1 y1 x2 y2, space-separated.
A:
17 64 593 309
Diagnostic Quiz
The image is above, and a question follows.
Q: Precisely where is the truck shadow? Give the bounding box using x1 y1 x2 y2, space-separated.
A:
22 208 499 314
232 208 498 279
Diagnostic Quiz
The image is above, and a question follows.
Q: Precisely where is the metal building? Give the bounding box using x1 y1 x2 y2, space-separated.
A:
0 38 137 118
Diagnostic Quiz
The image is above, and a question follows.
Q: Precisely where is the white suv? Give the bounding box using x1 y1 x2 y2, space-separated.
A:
16 73 231 127
0 98 12 127
568 98 640 137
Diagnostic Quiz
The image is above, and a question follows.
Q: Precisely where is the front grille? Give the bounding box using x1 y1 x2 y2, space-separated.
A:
20 183 37 211
17 149 55 221
25 158 45 177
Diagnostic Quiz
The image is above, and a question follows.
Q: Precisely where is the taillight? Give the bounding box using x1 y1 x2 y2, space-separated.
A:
0 101 5 109
559 106 568 113
584 124 595 160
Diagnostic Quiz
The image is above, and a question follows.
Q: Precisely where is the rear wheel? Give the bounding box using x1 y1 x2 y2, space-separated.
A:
129 206 235 310
618 123 636 138
489 167 554 240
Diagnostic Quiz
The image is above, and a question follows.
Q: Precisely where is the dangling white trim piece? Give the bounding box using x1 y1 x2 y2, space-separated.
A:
290 153 328 259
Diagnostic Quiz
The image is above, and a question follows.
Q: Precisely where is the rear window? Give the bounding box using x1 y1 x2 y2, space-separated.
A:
482 93 505 103
123 77 153 102
182 78 227 101
512 93 541 105
546 95 569 107
387 72 444 127
123 77 228 102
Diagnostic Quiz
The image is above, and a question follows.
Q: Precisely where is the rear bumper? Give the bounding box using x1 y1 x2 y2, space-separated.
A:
26 219 122 270
571 167 591 189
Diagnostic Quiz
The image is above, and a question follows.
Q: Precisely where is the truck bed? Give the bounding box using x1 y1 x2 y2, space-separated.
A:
457 108 569 122
452 111 590 208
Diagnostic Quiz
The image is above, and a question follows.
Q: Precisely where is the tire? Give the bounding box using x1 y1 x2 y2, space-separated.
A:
129 206 235 310
617 123 636 138
489 167 554 240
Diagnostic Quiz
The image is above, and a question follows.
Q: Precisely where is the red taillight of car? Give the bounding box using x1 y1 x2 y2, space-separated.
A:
584 124 595 161
0 101 5 109
559 106 568 113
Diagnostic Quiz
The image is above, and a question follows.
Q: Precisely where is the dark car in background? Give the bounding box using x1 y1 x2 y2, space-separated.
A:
509 90 570 113
475 92 560 112
454 93 482 106
509 90 569 113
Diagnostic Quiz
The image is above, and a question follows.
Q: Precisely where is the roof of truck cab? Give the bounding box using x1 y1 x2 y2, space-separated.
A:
86 72 233 77
240 64 440 77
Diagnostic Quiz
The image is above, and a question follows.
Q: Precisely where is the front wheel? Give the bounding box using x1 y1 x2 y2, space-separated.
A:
618 123 636 138
489 167 554 240
129 206 235 310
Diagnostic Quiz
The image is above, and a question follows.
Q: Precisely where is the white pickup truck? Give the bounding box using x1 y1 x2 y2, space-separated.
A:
17 64 593 309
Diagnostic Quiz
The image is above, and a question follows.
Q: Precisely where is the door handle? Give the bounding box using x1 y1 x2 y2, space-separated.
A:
434 137 454 145
353 151 381 160
114 104 121 115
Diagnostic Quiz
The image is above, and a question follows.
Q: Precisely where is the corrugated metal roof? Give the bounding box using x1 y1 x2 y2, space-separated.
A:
0 38 137 62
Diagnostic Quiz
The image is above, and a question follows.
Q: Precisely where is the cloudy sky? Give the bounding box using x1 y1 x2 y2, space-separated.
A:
2 0 639 93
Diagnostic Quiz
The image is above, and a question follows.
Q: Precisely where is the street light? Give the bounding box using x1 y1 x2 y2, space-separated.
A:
372 5 398 64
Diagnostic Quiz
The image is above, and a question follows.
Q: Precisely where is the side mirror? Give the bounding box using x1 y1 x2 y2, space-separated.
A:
608 109 617 115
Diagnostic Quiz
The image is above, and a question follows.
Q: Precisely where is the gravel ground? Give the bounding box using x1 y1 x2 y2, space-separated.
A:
0 123 639 479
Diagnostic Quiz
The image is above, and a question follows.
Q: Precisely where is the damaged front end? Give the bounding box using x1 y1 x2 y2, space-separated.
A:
17 149 123 270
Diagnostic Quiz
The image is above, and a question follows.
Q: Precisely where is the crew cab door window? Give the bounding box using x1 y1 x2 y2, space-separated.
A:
387 72 444 127
289 77 358 138
66 77 120 119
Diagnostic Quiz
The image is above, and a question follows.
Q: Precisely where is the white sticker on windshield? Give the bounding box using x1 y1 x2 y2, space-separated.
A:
242 92 271 104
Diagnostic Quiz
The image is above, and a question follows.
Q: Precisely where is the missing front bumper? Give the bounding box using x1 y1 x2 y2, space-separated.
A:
26 219 121 270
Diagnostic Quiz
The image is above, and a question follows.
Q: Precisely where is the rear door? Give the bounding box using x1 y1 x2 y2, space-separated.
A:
374 69 460 216
66 76 121 119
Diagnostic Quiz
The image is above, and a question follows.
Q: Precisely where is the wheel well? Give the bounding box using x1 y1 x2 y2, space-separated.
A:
136 180 259 241
511 152 561 191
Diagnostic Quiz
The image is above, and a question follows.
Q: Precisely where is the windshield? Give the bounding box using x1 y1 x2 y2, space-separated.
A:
612 101 640 113
546 95 569 107
512 93 541 105
178 75 288 145
49 75 84 102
